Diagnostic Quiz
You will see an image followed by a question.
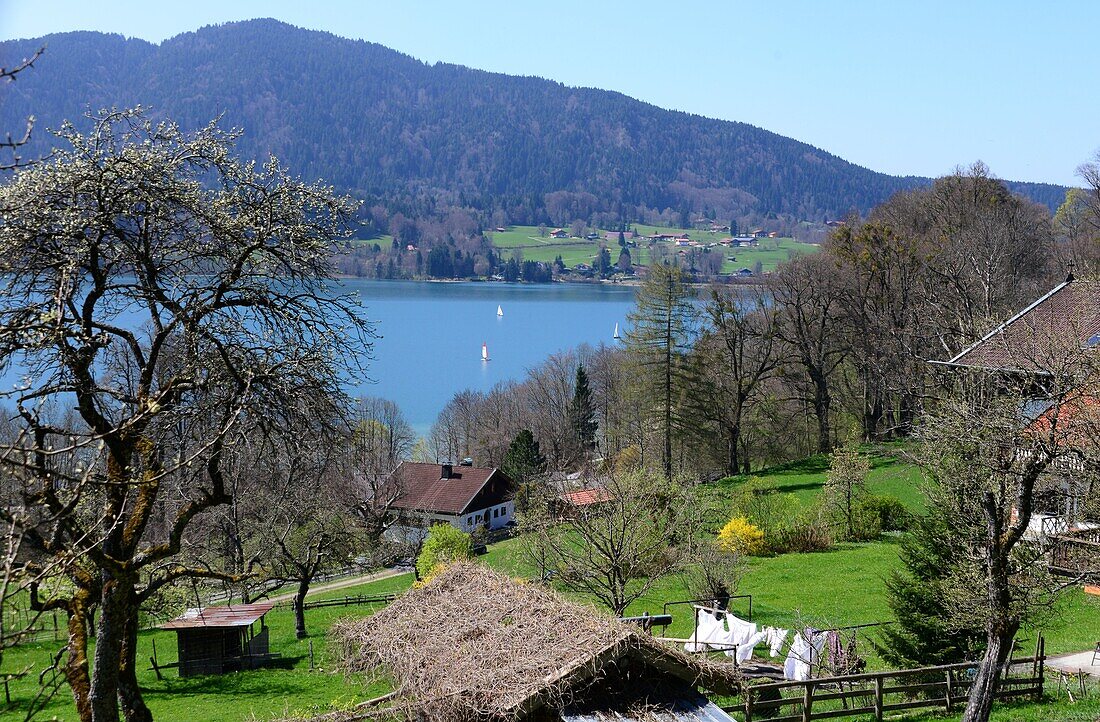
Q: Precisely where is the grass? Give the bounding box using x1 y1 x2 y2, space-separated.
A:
1 573 414 722
696 446 929 519
485 225 816 274
6 447 1099 720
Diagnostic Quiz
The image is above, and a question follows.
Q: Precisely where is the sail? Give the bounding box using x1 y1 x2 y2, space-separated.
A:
613 322 620 339
497 305 503 316
482 342 489 361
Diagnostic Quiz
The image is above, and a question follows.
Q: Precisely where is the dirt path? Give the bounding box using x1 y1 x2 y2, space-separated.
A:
265 567 408 604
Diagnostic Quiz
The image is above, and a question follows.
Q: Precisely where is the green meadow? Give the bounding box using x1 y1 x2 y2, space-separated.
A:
4 449 1097 721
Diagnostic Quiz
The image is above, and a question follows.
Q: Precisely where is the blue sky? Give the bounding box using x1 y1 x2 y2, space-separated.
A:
1 0 1095 186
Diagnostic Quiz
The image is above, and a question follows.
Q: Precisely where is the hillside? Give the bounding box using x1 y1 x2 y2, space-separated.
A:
0 19 1067 224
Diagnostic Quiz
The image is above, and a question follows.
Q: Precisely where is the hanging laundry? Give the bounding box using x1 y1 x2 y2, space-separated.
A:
725 613 757 647
765 627 789 658
727 629 768 663
684 610 722 652
784 629 826 681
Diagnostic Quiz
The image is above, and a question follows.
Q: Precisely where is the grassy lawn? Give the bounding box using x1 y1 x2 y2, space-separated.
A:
693 446 928 534
1 573 414 722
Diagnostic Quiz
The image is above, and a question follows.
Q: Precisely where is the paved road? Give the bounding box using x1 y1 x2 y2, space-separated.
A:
266 567 409 604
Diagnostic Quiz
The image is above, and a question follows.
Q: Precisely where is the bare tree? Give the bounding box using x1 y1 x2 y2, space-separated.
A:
519 470 689 616
0 46 45 170
769 253 847 453
249 416 364 639
686 286 779 474
0 108 371 722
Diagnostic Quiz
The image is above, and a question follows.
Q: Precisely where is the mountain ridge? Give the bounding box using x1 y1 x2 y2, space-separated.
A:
0 19 1068 224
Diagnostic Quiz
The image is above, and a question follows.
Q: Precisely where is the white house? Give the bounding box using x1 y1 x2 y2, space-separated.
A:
386 461 516 538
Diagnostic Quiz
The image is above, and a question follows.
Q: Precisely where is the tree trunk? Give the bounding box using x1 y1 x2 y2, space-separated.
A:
294 580 310 639
726 423 741 477
117 590 152 722
64 590 95 722
89 576 125 722
962 623 1018 722
814 396 831 454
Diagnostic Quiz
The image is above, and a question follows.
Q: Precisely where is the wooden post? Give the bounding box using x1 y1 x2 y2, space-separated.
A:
1036 635 1045 702
309 640 315 670
4 676 10 705
873 675 883 721
802 682 813 722
744 686 753 722
945 670 954 711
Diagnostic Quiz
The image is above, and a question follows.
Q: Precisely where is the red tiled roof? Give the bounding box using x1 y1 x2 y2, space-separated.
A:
389 462 507 515
942 278 1100 373
1025 384 1100 447
161 602 274 630
560 488 614 506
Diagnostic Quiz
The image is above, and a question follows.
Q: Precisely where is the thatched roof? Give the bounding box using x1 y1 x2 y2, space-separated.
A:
331 563 740 721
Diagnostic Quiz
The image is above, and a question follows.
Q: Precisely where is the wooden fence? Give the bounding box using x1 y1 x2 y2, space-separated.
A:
736 641 1044 722
1051 528 1100 580
274 592 398 611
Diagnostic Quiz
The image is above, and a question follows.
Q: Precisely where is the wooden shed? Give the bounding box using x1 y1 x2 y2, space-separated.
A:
159 602 276 677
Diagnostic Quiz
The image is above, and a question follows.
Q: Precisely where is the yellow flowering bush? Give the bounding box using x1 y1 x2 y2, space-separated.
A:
717 516 765 556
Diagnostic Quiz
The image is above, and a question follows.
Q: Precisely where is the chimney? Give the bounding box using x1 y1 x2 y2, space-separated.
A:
441 464 452 480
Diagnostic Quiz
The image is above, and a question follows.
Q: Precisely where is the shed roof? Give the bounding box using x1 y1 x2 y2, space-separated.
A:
388 461 511 515
160 602 274 630
940 277 1100 373
562 689 735 721
561 488 615 507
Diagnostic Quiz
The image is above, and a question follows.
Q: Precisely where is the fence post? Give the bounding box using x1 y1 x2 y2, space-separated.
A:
873 676 883 721
744 686 753 722
802 682 813 722
1036 635 1045 702
945 671 954 712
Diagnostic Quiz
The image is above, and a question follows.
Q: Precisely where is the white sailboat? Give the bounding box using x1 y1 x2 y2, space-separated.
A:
497 305 503 317
482 342 490 362
613 322 620 340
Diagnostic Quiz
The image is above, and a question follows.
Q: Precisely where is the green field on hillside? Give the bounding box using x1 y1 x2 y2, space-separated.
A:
487 225 817 274
6 449 1098 721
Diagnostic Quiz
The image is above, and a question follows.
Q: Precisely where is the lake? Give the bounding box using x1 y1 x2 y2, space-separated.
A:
342 280 637 433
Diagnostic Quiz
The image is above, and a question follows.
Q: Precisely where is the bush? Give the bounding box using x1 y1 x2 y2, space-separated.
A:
855 495 912 535
717 516 765 555
682 541 746 604
416 524 473 581
772 505 834 552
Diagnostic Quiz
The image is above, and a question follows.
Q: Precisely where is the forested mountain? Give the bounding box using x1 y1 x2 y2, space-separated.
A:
0 19 1067 225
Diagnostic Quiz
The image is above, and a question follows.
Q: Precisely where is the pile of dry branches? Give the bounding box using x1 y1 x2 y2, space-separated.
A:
327 562 732 721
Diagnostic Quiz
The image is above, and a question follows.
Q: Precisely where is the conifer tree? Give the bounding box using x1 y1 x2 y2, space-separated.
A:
625 262 696 480
569 365 598 451
502 429 547 510
878 511 985 667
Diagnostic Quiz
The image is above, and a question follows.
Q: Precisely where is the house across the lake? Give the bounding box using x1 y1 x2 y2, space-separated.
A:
386 461 516 539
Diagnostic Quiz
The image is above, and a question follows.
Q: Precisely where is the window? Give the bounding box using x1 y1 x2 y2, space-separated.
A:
466 516 473 526
493 508 499 518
